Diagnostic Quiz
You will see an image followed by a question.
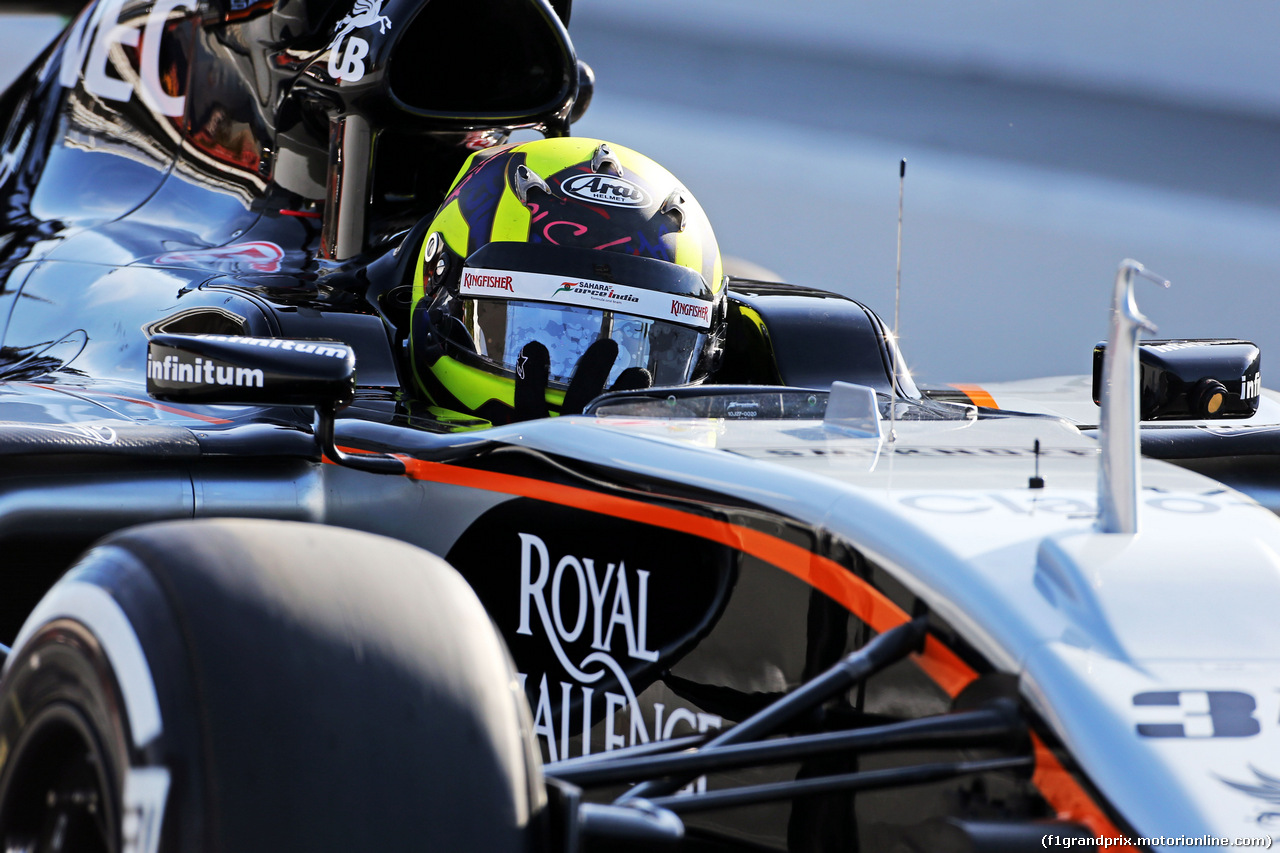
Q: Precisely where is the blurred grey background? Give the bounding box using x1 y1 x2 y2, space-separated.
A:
569 2 1280 384
5 3 1279 384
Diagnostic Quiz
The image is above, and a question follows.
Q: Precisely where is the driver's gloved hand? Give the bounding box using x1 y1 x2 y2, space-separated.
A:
513 341 551 422
562 339 620 415
610 367 653 393
563 347 654 412
514 339 655 421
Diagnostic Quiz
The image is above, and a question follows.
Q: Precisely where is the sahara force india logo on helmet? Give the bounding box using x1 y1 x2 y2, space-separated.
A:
552 282 712 329
552 280 640 305
561 174 650 208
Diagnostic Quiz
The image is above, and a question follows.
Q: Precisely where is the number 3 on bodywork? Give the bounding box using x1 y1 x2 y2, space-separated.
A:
1134 690 1261 738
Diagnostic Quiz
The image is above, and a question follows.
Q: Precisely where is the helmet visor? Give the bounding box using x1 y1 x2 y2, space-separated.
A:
461 298 707 387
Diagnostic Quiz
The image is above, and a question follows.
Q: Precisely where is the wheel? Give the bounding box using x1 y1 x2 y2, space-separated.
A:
0 519 543 852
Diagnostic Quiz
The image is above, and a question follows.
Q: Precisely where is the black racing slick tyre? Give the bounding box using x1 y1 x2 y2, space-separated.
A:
0 519 543 852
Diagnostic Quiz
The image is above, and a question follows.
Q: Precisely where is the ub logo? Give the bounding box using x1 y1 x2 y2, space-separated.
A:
328 0 393 83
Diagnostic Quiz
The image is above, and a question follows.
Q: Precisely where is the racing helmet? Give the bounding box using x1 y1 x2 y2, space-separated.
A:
409 137 726 425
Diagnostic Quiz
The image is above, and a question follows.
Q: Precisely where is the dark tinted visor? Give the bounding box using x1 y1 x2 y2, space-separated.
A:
461 299 706 387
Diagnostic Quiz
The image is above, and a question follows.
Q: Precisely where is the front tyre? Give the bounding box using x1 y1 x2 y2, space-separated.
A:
0 519 543 852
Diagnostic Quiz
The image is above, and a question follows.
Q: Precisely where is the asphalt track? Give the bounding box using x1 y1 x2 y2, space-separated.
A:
5 8 1279 384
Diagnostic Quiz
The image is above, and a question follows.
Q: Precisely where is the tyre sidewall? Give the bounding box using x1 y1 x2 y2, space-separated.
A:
0 547 206 853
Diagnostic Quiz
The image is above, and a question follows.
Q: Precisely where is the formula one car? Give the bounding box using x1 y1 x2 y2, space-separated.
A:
2 2 1280 852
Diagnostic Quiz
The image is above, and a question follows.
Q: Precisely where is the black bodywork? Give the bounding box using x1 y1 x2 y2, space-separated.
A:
0 3 1135 851
0 0 912 574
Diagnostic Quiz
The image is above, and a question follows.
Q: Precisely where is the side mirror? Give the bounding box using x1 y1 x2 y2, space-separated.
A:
147 334 402 474
1092 338 1261 420
147 333 356 407
568 60 594 125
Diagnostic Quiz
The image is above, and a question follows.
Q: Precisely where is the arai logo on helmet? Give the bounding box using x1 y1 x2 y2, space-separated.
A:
561 174 650 208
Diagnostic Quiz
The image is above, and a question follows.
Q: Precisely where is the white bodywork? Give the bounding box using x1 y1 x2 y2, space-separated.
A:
496 401 1280 849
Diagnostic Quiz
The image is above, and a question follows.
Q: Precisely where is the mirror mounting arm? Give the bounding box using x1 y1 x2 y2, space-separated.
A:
316 403 406 475
1096 259 1169 534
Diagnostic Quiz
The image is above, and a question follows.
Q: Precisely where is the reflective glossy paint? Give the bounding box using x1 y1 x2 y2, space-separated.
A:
2 3 1280 852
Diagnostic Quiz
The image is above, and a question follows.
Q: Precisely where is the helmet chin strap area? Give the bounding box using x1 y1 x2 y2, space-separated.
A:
514 339 655 422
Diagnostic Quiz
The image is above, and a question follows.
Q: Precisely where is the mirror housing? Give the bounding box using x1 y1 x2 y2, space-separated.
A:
147 334 403 474
1092 338 1261 420
148 334 356 407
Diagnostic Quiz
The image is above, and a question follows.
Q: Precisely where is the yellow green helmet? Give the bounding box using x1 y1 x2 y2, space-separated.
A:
409 137 725 425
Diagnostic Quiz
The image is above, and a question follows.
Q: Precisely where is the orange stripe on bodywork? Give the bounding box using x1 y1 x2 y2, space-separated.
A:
94 393 234 424
399 457 973 690
949 383 999 410
27 384 234 424
395 455 1123 840
1032 734 1127 840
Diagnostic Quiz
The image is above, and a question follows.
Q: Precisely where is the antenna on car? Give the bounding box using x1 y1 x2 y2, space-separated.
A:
889 158 906 443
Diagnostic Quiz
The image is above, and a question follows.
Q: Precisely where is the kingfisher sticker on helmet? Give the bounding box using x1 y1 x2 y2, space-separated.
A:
462 271 516 293
561 174 651 208
670 300 711 324
459 268 713 329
